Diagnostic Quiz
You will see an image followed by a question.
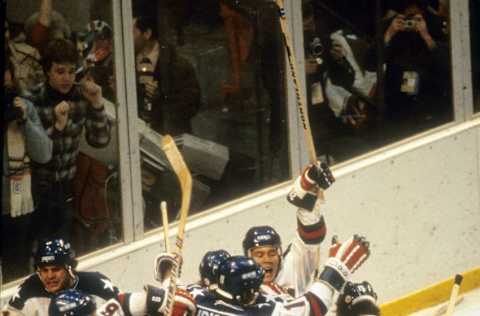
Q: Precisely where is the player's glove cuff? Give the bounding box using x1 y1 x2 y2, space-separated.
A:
287 177 317 211
319 258 349 291
145 285 167 316
154 253 178 283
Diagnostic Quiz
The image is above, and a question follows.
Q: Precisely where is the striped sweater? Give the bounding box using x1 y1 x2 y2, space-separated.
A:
30 84 111 183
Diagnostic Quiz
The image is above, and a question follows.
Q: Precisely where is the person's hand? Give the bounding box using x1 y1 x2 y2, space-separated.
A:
13 97 27 121
172 288 196 316
319 235 370 291
143 80 158 100
286 162 335 211
385 14 405 43
415 14 436 49
54 101 70 131
302 162 335 191
330 40 345 62
305 58 320 75
81 77 103 108
154 252 182 283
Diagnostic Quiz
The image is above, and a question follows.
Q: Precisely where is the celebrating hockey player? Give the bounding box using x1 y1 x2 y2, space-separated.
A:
49 290 100 316
335 281 380 316
242 162 335 297
195 234 370 316
1 238 195 316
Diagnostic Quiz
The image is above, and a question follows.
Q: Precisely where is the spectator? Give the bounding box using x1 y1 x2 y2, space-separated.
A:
29 38 111 244
78 20 115 100
24 0 72 55
132 10 200 135
5 20 45 94
367 0 450 127
2 57 53 280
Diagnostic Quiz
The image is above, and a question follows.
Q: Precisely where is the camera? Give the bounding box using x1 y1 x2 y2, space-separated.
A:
309 37 325 59
4 89 24 124
404 18 416 31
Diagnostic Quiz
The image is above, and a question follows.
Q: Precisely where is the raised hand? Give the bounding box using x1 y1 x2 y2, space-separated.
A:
80 77 103 108
302 162 335 191
54 101 70 131
319 235 370 291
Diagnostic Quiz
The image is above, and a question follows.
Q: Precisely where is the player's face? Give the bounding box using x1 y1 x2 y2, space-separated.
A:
47 62 76 94
250 246 280 284
37 265 69 293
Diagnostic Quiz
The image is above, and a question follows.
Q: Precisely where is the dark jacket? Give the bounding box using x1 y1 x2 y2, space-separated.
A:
138 42 201 136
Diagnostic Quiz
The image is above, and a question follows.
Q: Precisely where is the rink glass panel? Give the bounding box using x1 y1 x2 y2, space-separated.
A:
3 0 123 283
130 1 290 231
301 1 454 164
472 0 480 113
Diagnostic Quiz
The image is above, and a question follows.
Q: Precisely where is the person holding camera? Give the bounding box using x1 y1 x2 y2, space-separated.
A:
28 38 111 246
2 57 53 280
367 0 450 128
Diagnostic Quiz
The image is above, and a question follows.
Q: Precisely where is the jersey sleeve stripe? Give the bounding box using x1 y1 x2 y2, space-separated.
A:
297 217 326 244
305 292 327 316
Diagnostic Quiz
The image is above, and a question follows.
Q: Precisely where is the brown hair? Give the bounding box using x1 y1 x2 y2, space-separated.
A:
41 38 79 73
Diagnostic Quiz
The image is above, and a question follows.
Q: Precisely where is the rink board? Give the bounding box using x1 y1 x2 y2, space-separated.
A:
380 267 480 316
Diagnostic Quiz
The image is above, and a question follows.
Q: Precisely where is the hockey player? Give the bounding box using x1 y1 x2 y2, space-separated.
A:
49 288 196 316
335 281 380 316
1 238 194 316
197 250 231 289
242 162 335 297
195 234 370 316
49 290 99 316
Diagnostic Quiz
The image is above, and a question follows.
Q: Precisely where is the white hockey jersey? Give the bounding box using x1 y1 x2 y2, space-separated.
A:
274 204 326 297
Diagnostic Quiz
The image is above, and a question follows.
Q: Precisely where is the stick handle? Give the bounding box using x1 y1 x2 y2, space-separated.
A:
161 201 170 253
445 274 463 316
275 0 325 200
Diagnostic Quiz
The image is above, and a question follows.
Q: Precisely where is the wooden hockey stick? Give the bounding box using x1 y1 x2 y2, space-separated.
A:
444 274 463 316
275 0 324 200
160 201 170 253
161 135 192 316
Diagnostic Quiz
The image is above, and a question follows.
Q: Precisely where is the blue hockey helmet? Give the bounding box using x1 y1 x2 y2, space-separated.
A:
49 289 96 316
34 239 77 270
242 226 282 255
336 281 379 316
216 256 264 306
199 249 231 287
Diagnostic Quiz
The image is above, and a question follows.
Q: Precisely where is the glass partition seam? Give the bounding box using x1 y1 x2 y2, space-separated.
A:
285 0 306 174
119 0 145 239
450 0 474 121
112 0 135 243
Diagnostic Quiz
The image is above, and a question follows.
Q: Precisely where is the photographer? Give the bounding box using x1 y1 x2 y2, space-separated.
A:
367 0 450 127
2 57 52 279
28 38 111 245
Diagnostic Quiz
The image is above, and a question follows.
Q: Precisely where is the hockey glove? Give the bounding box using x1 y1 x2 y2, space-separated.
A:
287 162 335 211
172 288 196 316
154 253 180 284
319 235 370 292
145 285 167 316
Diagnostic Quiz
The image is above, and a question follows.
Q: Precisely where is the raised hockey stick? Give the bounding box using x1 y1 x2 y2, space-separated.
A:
160 201 171 253
161 135 192 316
444 274 463 316
275 0 324 200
